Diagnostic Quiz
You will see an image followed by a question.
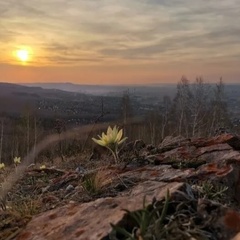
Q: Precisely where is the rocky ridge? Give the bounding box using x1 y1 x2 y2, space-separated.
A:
1 134 240 239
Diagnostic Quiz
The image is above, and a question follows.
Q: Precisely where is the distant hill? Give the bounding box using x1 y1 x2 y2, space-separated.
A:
21 82 177 98
0 82 88 116
0 82 76 96
0 82 40 115
22 82 129 95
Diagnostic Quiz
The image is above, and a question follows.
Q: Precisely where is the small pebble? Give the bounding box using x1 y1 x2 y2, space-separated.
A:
75 165 86 174
66 184 75 192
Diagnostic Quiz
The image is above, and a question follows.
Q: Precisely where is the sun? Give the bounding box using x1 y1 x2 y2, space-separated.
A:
16 49 29 62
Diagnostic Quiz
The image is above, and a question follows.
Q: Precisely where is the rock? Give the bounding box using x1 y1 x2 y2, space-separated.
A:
212 134 240 150
192 133 240 150
194 143 232 157
155 139 240 165
120 165 196 183
65 184 75 193
75 166 87 175
159 135 190 151
16 182 183 240
160 135 189 147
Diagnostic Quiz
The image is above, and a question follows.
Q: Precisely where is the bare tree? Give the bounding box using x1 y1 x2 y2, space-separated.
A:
33 116 37 163
147 110 159 144
161 95 172 140
168 77 230 138
172 77 192 137
54 119 66 162
208 78 230 136
121 90 133 139
190 77 210 137
27 111 30 156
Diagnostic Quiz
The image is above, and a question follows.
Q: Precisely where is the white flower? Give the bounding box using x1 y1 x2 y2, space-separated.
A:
0 163 5 170
92 126 127 163
92 126 127 147
14 157 21 165
40 165 46 170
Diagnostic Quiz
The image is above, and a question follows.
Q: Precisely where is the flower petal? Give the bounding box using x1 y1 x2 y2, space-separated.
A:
0 163 5 169
111 126 118 141
107 126 113 136
116 129 123 142
118 137 128 145
92 138 107 146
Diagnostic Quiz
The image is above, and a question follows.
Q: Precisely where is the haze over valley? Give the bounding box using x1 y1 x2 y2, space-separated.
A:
1 81 240 128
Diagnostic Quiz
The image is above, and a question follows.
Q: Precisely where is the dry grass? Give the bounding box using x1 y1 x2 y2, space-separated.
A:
82 168 113 195
8 197 42 218
0 118 142 203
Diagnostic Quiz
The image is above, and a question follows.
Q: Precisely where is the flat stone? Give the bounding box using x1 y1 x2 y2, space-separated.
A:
16 182 183 240
120 165 195 183
204 134 240 150
194 143 232 157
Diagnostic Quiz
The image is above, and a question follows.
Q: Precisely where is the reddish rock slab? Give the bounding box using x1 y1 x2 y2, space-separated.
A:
192 134 240 150
212 134 240 150
120 165 196 183
219 151 240 163
196 150 234 163
155 143 234 164
154 146 197 164
194 143 232 157
158 136 191 152
16 181 183 240
160 135 190 146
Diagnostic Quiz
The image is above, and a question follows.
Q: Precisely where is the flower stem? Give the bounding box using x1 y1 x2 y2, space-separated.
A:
106 146 119 163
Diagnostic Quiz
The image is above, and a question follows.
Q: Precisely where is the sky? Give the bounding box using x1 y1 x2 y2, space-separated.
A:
0 0 240 85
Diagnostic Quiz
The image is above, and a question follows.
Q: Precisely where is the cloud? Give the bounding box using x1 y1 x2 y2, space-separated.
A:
0 0 240 66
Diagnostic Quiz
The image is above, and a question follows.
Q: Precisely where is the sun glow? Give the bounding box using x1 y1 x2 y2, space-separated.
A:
15 47 33 64
16 49 29 62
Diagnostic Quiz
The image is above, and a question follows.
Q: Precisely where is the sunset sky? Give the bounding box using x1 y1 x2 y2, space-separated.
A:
1 0 240 85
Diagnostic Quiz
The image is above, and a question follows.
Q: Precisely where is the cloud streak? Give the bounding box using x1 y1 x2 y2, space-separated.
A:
0 0 240 83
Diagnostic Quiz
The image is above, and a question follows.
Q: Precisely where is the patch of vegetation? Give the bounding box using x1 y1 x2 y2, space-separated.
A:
167 157 206 169
0 211 31 240
0 171 42 239
194 180 229 203
172 159 207 169
109 189 227 240
82 171 107 196
9 197 41 217
110 190 170 240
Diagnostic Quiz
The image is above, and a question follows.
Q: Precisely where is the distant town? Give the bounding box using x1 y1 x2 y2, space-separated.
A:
0 82 240 128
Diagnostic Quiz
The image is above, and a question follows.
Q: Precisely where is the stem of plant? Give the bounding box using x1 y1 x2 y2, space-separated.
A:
106 146 119 163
